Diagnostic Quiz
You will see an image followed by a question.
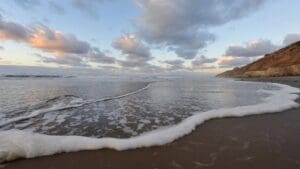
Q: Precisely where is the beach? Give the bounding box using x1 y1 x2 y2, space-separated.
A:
2 0 300 168
2 76 300 169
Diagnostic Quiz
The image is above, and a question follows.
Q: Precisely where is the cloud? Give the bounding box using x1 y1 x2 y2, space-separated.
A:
86 48 115 64
0 17 90 55
36 46 116 67
48 1 65 15
140 64 165 73
12 0 109 20
0 17 116 67
136 0 266 59
225 39 278 57
163 56 217 71
14 0 65 15
0 46 4 50
164 60 185 70
0 7 4 14
37 54 88 67
29 24 90 55
71 0 109 19
13 0 40 9
189 56 217 70
218 56 252 68
113 34 152 68
114 56 151 68
0 17 29 41
191 55 217 67
218 33 300 69
113 34 150 58
224 33 300 59
283 34 300 46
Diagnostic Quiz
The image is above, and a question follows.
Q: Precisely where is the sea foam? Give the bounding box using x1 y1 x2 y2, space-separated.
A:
0 82 299 163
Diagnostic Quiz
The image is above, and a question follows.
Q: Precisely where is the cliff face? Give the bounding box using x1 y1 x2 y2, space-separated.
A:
218 41 300 77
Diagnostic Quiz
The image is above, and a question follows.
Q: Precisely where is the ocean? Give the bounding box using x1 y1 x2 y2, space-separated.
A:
0 71 299 162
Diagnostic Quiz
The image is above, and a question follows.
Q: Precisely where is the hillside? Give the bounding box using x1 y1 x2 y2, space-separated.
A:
218 41 300 77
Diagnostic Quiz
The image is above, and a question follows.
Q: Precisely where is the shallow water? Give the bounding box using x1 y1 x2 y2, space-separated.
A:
0 75 278 138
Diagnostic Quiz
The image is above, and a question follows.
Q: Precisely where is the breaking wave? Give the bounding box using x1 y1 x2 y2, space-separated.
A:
0 82 299 163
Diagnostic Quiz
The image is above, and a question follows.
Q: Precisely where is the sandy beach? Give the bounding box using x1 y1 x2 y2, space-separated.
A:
2 77 300 169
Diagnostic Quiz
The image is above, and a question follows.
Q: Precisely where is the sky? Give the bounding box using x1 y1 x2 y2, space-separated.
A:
0 0 300 73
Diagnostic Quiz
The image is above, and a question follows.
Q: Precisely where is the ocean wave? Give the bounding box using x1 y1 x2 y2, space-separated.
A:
1 75 74 78
0 82 299 163
0 82 153 128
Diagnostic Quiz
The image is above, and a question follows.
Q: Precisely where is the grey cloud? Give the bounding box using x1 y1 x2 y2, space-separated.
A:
225 39 278 57
113 35 153 68
116 56 151 68
86 48 115 64
116 60 140 68
218 33 300 69
0 7 5 14
116 59 164 73
197 65 216 70
164 60 185 70
218 57 252 68
0 46 4 50
283 34 300 46
71 0 110 19
14 0 65 15
0 17 117 67
41 56 87 67
0 17 29 41
38 47 116 67
0 18 91 55
113 35 150 58
37 53 88 67
14 0 40 9
48 1 65 15
136 0 266 59
29 24 91 54
139 64 165 73
191 55 217 67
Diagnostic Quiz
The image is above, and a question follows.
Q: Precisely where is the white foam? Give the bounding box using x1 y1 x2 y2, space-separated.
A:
0 100 83 127
0 82 299 163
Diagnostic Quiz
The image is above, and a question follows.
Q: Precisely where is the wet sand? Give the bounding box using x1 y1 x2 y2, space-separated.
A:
3 77 300 169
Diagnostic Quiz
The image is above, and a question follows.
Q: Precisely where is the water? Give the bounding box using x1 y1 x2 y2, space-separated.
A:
0 74 277 138
0 73 299 162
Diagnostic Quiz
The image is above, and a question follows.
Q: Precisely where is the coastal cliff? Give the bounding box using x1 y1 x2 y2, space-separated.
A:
218 41 300 77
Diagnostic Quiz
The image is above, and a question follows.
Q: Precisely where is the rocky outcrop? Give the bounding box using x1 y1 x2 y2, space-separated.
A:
218 41 300 77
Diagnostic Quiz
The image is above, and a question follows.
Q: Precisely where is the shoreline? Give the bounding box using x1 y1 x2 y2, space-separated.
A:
3 76 300 169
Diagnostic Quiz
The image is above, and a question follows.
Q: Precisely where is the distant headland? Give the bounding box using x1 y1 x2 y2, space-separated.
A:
218 41 300 77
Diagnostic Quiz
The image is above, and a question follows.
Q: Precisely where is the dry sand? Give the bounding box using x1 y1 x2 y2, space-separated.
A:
3 77 300 169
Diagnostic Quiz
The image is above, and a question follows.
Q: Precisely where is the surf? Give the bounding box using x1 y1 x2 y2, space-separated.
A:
0 82 299 163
